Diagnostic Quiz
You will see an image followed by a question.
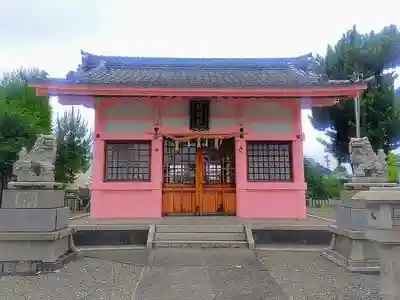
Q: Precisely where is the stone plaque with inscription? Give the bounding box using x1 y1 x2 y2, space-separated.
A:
15 191 38 208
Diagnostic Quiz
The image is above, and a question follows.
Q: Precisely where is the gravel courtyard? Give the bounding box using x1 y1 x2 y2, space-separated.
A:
0 249 381 300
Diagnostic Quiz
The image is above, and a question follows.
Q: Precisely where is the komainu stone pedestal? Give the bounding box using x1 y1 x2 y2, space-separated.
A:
356 189 400 299
322 184 394 273
322 225 380 273
0 135 76 276
0 183 76 275
322 137 392 273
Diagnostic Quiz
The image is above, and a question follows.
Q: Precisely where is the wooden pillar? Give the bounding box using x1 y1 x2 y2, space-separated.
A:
195 145 204 214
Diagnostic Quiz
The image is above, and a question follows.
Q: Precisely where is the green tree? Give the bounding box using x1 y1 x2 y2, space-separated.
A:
310 25 400 163
321 175 342 199
304 158 343 201
0 69 52 199
304 158 326 199
0 100 37 191
0 68 51 134
54 107 91 184
387 151 399 182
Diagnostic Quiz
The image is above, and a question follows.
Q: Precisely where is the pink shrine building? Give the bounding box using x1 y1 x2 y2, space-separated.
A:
31 51 366 219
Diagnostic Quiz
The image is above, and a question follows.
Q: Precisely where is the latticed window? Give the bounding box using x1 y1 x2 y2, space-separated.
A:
105 141 150 181
247 141 293 181
163 139 196 184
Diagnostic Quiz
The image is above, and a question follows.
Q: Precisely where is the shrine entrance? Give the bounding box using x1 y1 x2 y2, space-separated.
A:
162 137 236 216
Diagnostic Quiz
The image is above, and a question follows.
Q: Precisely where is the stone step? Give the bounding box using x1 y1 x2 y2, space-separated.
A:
153 240 248 249
155 232 246 241
155 224 244 233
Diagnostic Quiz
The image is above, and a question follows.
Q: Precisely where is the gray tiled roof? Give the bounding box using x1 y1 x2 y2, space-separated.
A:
35 51 360 88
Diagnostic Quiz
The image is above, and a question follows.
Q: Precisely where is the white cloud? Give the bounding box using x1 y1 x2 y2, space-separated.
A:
0 0 399 167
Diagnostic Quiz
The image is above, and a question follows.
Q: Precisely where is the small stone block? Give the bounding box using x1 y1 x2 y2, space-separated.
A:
1 262 16 274
0 261 38 276
350 208 368 231
335 206 351 229
56 207 70 230
0 234 71 262
15 261 36 274
0 208 69 232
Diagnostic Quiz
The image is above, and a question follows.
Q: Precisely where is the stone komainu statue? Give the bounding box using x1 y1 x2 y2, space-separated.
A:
349 136 388 180
13 134 57 182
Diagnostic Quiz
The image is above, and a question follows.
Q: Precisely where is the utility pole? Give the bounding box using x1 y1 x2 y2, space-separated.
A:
354 72 363 138
354 94 361 138
324 151 330 170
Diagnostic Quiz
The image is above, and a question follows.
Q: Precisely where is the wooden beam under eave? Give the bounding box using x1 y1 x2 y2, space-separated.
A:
299 97 339 108
30 84 367 98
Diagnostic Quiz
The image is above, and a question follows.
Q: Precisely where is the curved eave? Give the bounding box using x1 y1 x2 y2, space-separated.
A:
32 82 367 98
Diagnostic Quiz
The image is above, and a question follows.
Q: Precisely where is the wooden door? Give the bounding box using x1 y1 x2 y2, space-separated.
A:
199 139 236 215
162 139 197 215
162 138 236 216
195 147 204 214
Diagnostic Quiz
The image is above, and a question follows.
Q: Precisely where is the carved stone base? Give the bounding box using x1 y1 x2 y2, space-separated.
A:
0 228 76 275
1 188 64 209
321 226 380 274
379 244 400 299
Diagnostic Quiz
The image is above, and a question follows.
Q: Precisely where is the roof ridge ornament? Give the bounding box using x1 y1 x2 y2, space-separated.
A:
80 50 91 57
79 50 92 71
98 60 107 69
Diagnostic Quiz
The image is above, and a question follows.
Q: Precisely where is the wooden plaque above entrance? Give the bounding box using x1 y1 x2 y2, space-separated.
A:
189 98 210 131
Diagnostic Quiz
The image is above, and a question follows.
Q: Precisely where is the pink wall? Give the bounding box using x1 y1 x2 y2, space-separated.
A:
90 97 306 219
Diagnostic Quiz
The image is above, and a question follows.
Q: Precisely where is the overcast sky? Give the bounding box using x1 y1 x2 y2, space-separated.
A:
0 0 399 167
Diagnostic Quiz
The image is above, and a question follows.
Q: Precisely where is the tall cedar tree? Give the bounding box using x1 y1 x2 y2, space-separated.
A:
54 107 91 184
310 25 400 163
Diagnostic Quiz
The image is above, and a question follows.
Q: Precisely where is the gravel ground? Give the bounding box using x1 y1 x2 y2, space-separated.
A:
0 249 384 300
0 249 287 300
0 258 143 300
257 251 381 300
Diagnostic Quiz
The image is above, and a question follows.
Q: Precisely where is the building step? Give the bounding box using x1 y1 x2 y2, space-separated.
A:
154 232 246 241
155 224 244 233
153 240 248 249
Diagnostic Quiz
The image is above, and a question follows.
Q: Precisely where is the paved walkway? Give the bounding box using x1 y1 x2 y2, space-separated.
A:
1 249 287 300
